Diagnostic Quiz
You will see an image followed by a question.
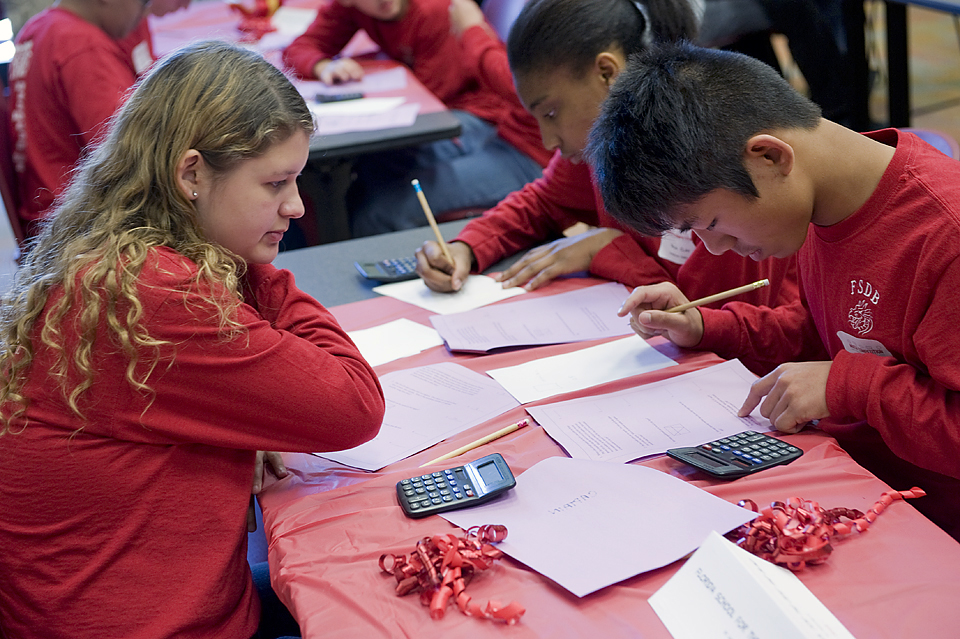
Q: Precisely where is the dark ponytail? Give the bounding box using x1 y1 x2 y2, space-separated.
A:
507 0 698 78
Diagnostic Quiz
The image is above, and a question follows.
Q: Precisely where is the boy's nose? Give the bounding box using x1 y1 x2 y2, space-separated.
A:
693 229 734 255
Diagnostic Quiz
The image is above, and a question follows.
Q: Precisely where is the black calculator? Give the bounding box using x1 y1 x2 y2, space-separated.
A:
315 92 364 103
666 430 802 480
396 453 516 518
354 256 419 283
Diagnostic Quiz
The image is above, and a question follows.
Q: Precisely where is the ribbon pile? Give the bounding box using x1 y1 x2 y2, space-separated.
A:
726 487 926 571
379 524 525 624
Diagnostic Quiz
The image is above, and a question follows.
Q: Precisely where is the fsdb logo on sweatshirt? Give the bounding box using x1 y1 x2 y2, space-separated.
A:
838 278 891 357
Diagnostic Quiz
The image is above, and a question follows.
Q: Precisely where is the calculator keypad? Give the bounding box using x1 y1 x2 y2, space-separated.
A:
380 257 417 278
398 467 475 514
699 431 800 467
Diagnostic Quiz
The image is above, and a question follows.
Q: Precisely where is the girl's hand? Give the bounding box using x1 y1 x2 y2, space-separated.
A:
248 451 289 532
617 282 704 347
497 228 624 291
415 240 474 292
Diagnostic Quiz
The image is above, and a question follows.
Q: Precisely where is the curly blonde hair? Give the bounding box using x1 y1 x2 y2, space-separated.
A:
0 40 315 433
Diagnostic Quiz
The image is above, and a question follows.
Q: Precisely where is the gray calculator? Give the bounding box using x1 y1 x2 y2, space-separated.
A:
666 430 802 479
396 453 516 518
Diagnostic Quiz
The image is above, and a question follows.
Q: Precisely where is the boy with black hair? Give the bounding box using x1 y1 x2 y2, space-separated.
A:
588 41 960 540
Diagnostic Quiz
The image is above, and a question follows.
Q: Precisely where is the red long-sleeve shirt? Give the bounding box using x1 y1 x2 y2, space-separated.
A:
0 248 384 638
700 130 960 537
10 8 138 227
282 0 551 167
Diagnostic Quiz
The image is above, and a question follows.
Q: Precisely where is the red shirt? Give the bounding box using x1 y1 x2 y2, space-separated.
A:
9 8 138 226
700 130 960 537
0 249 385 638
282 0 551 167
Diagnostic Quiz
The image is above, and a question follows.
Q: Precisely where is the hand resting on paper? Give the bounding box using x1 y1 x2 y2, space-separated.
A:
496 227 625 291
314 57 364 85
247 451 290 532
738 361 832 434
416 240 475 292
617 281 704 348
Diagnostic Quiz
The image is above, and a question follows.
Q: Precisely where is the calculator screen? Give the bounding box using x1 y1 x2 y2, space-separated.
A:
476 459 504 486
689 451 725 468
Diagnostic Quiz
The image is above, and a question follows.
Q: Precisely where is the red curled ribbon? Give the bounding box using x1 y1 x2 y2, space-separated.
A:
725 487 926 571
379 524 524 624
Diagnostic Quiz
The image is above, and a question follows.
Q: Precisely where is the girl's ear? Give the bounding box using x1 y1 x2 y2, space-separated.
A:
595 51 626 87
175 149 203 201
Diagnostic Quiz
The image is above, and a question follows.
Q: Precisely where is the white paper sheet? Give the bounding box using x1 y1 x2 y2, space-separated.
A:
526 359 773 463
347 319 443 367
372 275 526 315
650 531 856 639
309 96 405 117
441 457 757 597
487 336 677 404
314 102 420 136
317 363 520 470
429 282 634 352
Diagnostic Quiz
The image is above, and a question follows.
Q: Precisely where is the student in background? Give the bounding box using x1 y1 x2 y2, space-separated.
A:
282 0 552 237
0 41 384 638
8 0 145 238
119 0 193 76
591 42 960 539
416 0 803 375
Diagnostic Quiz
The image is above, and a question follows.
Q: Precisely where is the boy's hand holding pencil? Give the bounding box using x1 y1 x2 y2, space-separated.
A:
617 279 768 347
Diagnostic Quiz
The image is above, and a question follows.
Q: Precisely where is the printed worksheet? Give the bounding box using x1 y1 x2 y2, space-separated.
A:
526 359 773 464
317 362 519 470
429 282 633 352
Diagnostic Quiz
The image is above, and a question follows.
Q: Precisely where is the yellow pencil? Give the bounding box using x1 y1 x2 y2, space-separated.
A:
419 419 530 467
411 179 453 263
666 279 770 313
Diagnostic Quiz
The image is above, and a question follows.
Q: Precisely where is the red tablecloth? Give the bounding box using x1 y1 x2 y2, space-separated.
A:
258 277 960 638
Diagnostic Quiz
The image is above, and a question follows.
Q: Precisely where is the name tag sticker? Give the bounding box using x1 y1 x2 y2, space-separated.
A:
658 229 696 265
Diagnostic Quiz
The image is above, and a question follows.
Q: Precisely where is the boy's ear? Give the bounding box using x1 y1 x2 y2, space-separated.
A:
175 149 203 201
743 134 795 176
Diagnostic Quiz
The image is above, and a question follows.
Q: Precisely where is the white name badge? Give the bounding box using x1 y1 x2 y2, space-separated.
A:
131 41 153 76
658 229 696 265
837 331 892 358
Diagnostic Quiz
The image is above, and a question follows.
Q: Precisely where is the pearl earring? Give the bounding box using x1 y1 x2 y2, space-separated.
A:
192 192 197 198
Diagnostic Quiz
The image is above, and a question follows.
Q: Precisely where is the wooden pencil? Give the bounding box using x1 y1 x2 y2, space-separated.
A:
666 279 770 313
419 419 529 467
411 179 453 263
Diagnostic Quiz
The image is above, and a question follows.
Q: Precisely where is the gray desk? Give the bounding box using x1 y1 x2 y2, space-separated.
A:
274 219 473 308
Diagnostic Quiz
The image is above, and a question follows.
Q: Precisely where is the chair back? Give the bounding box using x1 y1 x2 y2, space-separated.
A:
481 0 528 41
901 127 960 160
0 87 23 245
